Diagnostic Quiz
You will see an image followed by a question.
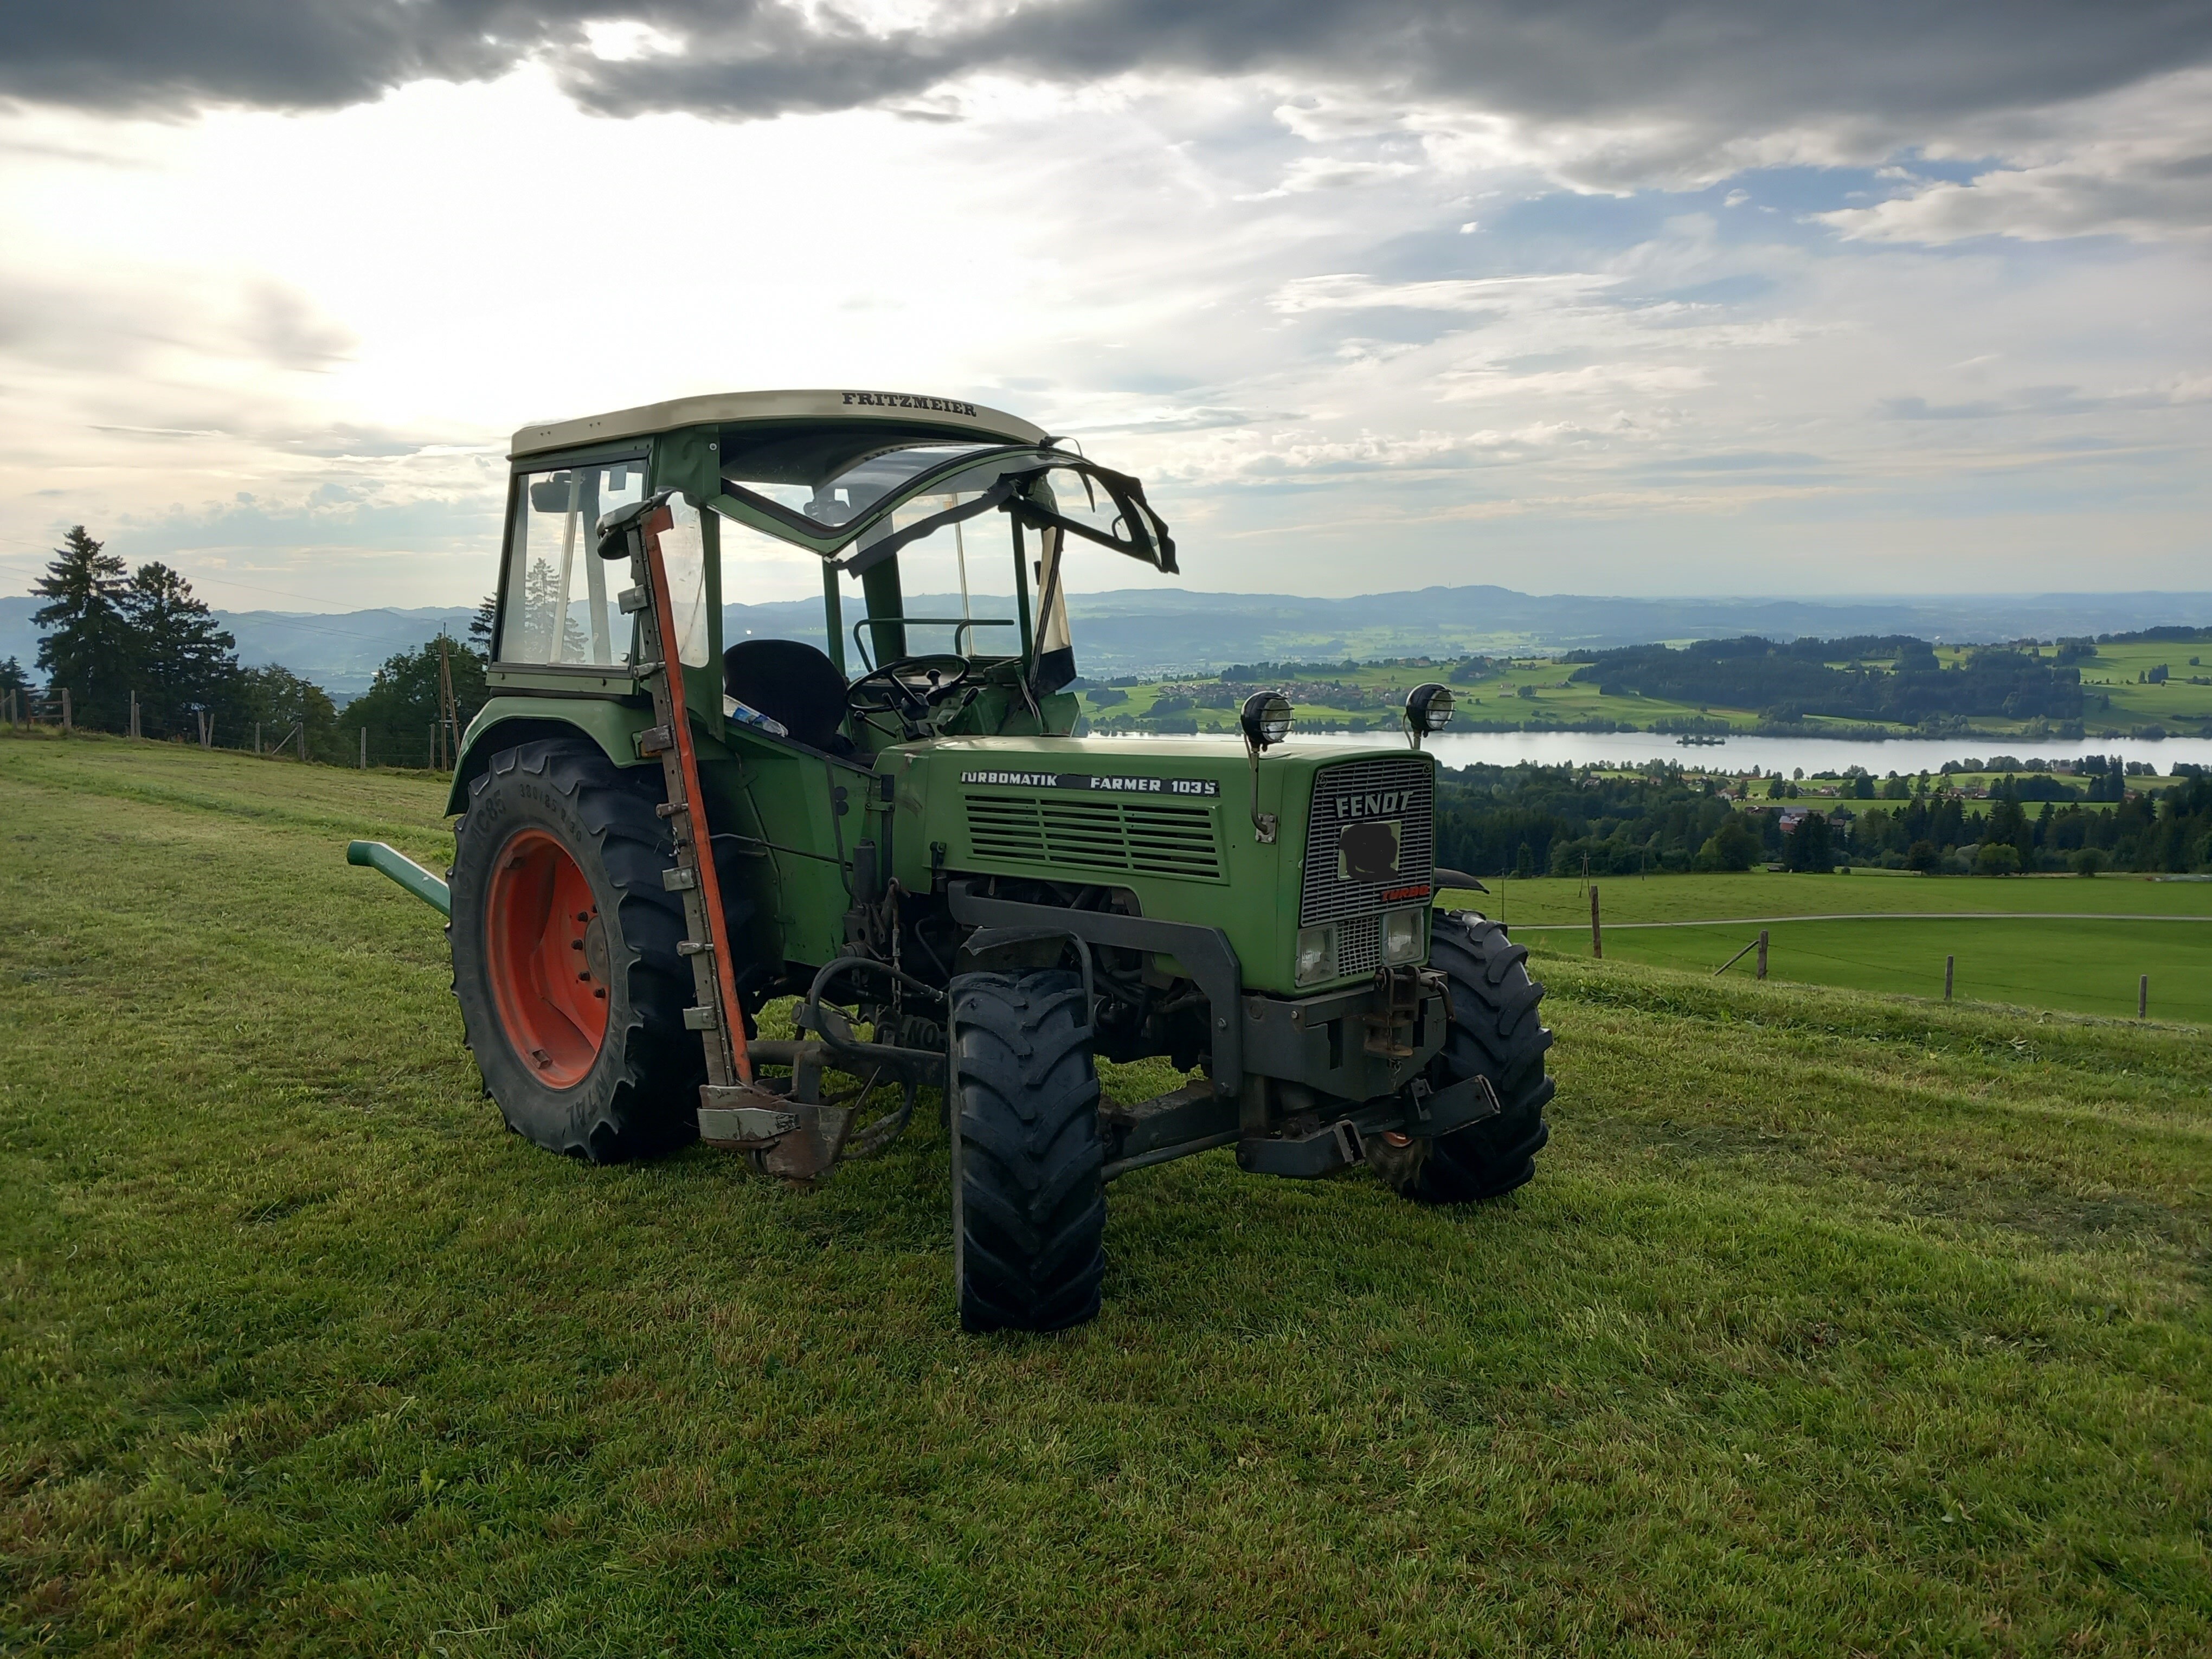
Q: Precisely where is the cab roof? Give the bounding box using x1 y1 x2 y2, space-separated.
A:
509 388 1047 460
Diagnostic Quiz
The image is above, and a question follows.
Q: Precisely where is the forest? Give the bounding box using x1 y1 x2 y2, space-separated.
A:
12 526 487 768
1565 635 2085 725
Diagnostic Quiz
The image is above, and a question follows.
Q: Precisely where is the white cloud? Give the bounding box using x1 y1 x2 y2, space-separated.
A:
1270 272 1619 314
1820 68 2212 243
0 59 2207 607
1237 155 1423 200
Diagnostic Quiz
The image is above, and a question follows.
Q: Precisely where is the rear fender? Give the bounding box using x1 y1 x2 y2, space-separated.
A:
447 697 656 814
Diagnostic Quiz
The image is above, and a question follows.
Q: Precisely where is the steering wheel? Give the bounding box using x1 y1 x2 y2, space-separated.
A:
846 653 974 729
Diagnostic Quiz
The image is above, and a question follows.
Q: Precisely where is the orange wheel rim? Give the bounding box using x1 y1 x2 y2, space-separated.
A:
484 828 610 1088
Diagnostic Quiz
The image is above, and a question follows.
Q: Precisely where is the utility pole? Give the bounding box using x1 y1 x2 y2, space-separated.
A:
438 634 461 777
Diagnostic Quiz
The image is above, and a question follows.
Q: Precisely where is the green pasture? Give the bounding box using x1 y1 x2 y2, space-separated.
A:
5 734 2212 1655
1443 872 2212 1024
1081 641 2212 738
1536 918 2206 1025
1452 869 2212 927
2001 642 2212 728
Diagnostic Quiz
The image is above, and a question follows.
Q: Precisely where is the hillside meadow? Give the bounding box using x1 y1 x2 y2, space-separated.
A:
1076 641 2212 740
3 734 2209 1655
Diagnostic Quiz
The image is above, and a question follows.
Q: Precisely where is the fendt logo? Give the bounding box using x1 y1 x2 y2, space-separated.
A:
1334 789 1413 820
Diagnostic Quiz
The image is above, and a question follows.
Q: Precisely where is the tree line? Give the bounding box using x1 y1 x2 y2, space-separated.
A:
1436 763 2212 879
8 526 489 769
1564 635 2086 726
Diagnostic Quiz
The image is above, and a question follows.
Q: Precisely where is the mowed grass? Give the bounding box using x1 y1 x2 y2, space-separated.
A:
1455 870 2212 928
1536 918 2209 1025
4 734 2211 1655
1441 872 2212 1025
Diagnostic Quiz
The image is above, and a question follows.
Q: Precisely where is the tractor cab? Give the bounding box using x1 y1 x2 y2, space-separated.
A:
489 389 1174 764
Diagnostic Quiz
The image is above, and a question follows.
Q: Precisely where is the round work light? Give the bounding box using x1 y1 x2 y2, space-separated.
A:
1405 683 1454 736
1239 691 1294 750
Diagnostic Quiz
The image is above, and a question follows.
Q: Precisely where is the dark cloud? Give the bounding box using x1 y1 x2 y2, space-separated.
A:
5 1 2209 138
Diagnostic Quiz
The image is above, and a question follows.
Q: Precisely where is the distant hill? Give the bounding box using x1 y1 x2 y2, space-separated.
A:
725 587 2212 676
0 596 475 699
8 588 2211 695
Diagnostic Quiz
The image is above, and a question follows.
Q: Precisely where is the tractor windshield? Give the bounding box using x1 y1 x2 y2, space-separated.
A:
735 442 1000 528
711 436 1173 698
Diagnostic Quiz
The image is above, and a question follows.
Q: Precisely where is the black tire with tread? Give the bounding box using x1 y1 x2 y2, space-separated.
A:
449 738 699 1162
951 970 1106 1333
1392 911 1553 1204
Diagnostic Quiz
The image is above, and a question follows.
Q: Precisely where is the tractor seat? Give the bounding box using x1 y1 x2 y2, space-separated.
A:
721 638 856 755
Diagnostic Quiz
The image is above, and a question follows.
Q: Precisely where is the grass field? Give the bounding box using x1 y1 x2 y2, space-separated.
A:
1445 871 2212 1025
5 735 2211 1655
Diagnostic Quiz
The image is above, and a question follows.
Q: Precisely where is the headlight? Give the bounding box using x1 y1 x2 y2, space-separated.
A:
1295 923 1336 986
1381 908 1424 966
1405 683 1454 735
1240 691 1293 750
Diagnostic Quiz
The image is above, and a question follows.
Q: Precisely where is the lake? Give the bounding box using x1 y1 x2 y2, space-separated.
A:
1222 728 2212 776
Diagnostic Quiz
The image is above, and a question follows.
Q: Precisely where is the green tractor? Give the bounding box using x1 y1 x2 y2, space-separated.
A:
349 389 1552 1332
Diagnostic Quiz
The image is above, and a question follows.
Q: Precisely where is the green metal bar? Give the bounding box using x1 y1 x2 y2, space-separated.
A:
1012 516 1034 664
860 555 906 664
346 840 451 917
821 559 846 677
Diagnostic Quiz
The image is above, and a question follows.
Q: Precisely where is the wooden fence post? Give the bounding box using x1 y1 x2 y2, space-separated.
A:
1756 929 1768 980
1590 884 1602 959
1945 955 1954 1000
359 727 368 769
61 687 72 733
2140 975 2149 1020
129 690 139 739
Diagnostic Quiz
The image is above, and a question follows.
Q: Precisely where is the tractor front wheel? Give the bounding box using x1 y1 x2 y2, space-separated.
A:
1378 911 1554 1205
950 969 1106 1333
449 738 699 1161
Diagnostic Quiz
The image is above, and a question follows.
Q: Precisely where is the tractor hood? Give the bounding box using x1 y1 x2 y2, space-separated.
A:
887 736 1442 996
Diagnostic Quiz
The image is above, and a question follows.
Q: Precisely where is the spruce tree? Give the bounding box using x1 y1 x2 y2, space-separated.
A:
519 560 590 661
32 526 132 729
125 562 240 738
468 593 498 656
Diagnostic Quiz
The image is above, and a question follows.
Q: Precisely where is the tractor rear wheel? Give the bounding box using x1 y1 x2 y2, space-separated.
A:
449 738 699 1161
950 969 1106 1334
1381 912 1553 1205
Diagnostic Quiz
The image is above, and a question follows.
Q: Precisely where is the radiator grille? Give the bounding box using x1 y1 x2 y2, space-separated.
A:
1299 756 1435 974
963 794 1223 881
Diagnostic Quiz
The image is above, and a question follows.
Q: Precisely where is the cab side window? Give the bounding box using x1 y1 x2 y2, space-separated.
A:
499 460 646 665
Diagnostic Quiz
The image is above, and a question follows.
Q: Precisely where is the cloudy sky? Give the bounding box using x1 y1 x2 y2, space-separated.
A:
1 1 2207 611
